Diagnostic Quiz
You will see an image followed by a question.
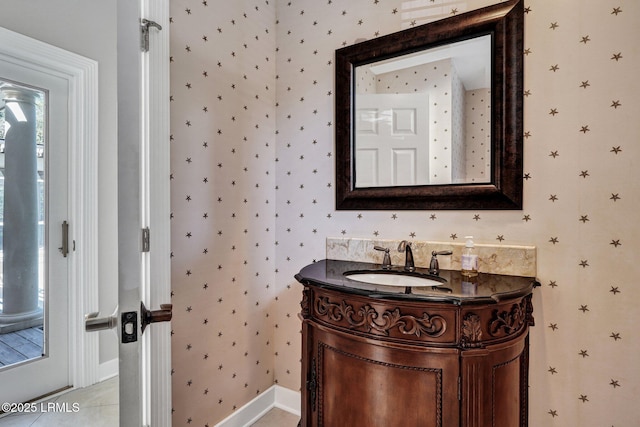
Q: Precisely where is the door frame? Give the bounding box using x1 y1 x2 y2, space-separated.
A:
0 26 99 389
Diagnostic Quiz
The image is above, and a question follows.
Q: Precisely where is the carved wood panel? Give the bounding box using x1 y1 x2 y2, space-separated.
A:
314 337 458 427
461 294 533 348
310 288 457 345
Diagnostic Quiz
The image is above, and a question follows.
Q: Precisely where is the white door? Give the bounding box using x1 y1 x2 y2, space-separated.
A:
0 59 70 404
88 0 171 427
115 0 172 425
87 1 171 424
84 0 171 425
355 93 430 187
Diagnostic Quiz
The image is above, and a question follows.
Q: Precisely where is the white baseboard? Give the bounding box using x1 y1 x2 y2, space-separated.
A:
272 386 301 417
98 357 119 382
214 385 301 427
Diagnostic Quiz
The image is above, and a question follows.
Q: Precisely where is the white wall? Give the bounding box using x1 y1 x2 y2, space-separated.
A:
0 0 119 365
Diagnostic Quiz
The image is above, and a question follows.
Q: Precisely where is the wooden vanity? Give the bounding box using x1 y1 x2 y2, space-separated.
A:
295 260 537 427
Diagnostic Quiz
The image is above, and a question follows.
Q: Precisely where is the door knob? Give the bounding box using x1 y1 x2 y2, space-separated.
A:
85 307 118 332
140 301 172 334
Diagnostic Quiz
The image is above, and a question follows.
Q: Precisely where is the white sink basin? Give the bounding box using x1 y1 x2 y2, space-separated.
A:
344 271 445 287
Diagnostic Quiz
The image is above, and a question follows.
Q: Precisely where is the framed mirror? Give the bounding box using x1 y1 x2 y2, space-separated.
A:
335 0 523 210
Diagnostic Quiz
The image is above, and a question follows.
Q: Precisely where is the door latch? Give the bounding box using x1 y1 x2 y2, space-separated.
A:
85 307 136 344
121 311 138 343
140 19 162 52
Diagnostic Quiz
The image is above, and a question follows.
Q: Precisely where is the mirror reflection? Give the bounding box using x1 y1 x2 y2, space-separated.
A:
354 35 491 188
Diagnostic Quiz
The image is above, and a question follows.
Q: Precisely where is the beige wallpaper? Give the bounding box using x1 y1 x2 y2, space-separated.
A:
169 0 640 425
464 88 491 182
169 1 277 424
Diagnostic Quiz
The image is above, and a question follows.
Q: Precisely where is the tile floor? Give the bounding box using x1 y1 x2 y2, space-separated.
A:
250 408 299 427
0 377 297 426
0 376 118 426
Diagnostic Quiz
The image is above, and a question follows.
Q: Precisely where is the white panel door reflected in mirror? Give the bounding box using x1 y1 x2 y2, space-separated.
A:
354 35 491 188
355 93 429 187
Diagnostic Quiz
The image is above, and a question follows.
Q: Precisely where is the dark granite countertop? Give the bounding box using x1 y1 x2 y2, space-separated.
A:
295 259 539 305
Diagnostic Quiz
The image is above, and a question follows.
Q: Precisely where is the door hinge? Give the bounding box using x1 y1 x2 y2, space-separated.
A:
140 18 162 52
142 227 150 252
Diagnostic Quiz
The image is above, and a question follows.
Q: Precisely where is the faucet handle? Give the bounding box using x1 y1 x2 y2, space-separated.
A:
374 246 392 269
433 250 453 256
429 250 453 275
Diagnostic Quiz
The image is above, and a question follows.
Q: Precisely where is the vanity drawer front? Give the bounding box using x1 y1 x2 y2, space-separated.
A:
309 287 458 346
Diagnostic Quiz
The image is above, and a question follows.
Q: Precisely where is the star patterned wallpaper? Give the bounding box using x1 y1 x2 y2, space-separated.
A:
169 0 640 425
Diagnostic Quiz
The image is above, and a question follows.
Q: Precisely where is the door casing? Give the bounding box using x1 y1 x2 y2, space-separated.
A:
0 25 99 390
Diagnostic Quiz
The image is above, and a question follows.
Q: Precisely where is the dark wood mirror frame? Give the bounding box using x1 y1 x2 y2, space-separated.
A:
335 0 523 210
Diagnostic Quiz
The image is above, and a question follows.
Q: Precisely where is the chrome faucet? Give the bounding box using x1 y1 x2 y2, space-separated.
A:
397 240 415 272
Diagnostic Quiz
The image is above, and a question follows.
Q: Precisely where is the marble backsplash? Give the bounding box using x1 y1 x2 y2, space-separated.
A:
326 237 536 277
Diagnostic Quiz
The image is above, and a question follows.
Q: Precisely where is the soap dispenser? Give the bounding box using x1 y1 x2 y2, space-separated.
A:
461 236 479 277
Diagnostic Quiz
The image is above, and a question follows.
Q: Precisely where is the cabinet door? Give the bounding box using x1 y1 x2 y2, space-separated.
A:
460 334 528 427
305 323 459 427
